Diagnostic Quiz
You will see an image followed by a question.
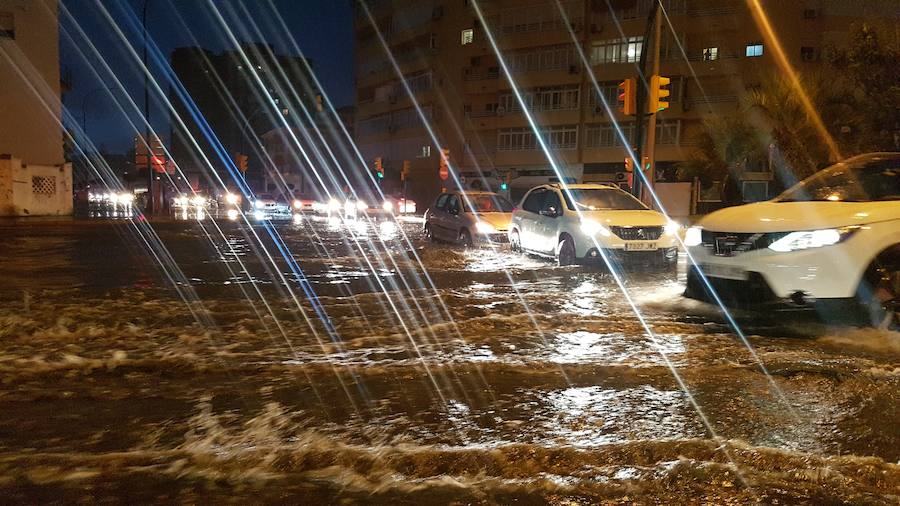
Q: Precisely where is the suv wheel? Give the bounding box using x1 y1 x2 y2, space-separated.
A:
860 250 899 330
557 236 576 266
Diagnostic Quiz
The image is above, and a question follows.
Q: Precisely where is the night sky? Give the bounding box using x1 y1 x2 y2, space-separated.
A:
61 0 355 154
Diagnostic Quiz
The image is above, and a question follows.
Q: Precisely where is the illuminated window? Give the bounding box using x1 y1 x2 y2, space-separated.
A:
420 146 431 158
461 28 474 45
590 37 643 64
745 43 764 57
702 47 718 61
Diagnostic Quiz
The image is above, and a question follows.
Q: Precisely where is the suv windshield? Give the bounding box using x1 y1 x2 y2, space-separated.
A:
776 158 900 202
563 188 647 211
465 194 514 213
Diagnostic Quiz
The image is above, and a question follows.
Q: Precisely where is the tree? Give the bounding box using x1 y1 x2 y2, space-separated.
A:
828 24 900 153
677 113 766 202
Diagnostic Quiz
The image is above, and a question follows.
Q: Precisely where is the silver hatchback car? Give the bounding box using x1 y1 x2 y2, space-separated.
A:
423 191 514 246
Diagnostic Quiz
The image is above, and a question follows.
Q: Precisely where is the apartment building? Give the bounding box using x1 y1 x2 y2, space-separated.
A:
354 0 898 206
169 44 317 193
0 0 72 216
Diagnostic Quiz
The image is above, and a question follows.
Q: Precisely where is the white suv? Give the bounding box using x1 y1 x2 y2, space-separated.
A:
509 183 679 267
683 152 899 328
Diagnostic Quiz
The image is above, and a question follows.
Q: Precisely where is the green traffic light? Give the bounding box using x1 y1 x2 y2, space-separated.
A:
377 172 384 179
500 183 508 190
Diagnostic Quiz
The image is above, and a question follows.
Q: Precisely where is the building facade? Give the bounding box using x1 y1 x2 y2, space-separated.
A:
169 44 317 194
0 0 71 216
354 0 899 206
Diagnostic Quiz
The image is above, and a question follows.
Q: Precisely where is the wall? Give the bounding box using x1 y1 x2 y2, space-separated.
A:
0 155 73 216
0 0 64 167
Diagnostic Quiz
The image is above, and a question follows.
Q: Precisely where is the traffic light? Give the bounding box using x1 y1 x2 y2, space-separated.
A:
235 154 248 173
617 78 636 116
401 160 410 181
648 75 671 113
499 171 511 191
374 157 384 179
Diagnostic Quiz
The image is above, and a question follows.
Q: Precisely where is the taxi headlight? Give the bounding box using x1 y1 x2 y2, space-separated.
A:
684 226 702 247
768 227 858 253
579 219 611 237
475 221 496 235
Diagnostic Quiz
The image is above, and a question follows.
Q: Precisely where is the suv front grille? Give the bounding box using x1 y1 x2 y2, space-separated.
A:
610 226 662 241
700 230 789 256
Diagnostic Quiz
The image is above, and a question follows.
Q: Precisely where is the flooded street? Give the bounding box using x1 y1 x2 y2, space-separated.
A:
1 218 898 504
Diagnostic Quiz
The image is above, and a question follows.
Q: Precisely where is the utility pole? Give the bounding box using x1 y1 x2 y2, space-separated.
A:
142 0 158 216
632 2 657 199
642 6 662 206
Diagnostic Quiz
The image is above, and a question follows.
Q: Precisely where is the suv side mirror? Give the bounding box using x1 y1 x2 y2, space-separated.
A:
539 206 558 217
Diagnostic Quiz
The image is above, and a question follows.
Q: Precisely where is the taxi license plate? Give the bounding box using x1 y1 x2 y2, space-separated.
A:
700 263 748 280
625 242 657 251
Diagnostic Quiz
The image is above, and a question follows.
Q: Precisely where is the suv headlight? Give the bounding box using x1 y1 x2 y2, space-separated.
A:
767 227 859 253
475 221 496 234
684 226 702 247
579 219 611 237
254 200 265 209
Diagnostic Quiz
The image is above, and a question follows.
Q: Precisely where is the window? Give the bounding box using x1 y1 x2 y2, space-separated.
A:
590 37 643 64
0 12 13 39
435 194 450 210
542 191 562 215
498 85 580 113
509 44 574 72
522 189 547 213
742 181 768 202
461 28 474 45
803 8 818 19
745 43 764 57
420 145 432 158
585 123 634 148
702 47 718 61
497 125 578 151
31 176 56 196
446 195 461 214
800 46 816 61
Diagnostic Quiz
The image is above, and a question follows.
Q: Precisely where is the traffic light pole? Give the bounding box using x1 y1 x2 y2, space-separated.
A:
642 7 662 206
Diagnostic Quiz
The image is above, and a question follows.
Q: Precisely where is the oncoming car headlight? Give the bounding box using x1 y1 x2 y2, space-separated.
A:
327 199 341 212
355 200 368 211
664 220 681 236
684 226 702 247
382 201 393 212
579 219 611 237
475 221 496 235
225 193 239 205
767 227 859 253
254 200 265 210
293 199 302 209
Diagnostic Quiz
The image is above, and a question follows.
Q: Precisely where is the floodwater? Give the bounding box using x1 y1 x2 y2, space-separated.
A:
0 217 898 504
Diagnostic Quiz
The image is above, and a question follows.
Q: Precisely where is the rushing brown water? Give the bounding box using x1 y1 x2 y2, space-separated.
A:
0 218 898 504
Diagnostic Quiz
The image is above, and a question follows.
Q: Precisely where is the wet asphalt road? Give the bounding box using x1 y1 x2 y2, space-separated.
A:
0 216 898 504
